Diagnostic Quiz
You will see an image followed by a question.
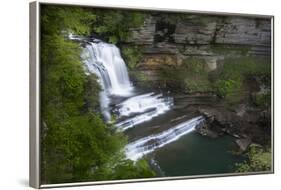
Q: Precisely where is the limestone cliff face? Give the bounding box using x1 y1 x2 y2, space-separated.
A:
127 15 271 51
124 14 271 83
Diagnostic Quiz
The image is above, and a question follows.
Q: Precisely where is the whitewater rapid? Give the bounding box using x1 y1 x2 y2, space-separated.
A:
125 116 205 161
115 93 173 131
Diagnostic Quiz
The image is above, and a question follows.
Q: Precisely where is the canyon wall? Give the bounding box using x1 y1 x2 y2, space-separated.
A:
123 14 271 84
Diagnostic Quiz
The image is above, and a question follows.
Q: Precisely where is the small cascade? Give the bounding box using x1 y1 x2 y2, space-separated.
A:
125 116 205 161
114 93 173 131
116 93 172 117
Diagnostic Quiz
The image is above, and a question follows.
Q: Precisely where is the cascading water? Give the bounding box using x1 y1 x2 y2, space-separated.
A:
115 93 173 131
81 41 133 120
125 116 205 161
82 41 133 96
75 36 203 162
69 35 245 174
116 93 171 117
81 40 173 125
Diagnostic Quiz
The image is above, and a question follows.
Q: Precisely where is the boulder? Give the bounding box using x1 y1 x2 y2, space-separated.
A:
235 138 252 151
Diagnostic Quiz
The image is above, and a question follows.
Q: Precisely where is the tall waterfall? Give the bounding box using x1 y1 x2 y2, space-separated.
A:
82 42 133 96
81 40 173 124
72 36 204 162
81 41 133 120
125 116 205 161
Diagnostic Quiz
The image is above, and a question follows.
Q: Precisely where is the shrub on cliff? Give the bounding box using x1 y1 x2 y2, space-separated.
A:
214 79 241 98
94 10 146 44
159 57 212 93
212 56 271 105
121 46 143 70
252 91 271 108
236 145 271 172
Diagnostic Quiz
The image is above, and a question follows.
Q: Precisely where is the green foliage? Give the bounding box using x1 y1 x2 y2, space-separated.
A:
121 46 143 70
212 56 271 104
182 58 211 92
40 5 155 184
42 111 126 183
159 57 211 92
121 46 152 88
94 10 146 43
131 71 151 89
111 159 156 180
252 91 271 108
184 78 212 93
158 55 271 107
96 157 156 180
236 145 271 172
214 79 241 98
84 74 101 110
41 5 96 35
41 34 86 114
185 58 206 74
216 57 271 81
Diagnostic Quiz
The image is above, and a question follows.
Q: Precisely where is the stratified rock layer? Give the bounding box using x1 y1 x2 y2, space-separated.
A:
124 14 271 83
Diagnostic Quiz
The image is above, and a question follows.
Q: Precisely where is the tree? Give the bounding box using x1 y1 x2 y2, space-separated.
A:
40 5 154 184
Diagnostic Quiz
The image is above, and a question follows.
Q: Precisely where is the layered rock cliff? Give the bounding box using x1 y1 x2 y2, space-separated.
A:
123 14 271 84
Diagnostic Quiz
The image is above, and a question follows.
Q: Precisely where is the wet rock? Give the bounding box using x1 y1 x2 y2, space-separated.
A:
235 138 252 151
196 104 270 147
198 107 247 138
196 123 219 138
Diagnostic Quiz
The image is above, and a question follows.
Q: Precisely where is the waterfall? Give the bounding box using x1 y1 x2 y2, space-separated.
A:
72 36 204 163
82 42 133 96
81 40 173 125
125 116 205 161
81 41 133 121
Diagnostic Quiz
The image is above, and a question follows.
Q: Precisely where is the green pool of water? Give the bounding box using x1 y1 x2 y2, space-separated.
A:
152 132 246 176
